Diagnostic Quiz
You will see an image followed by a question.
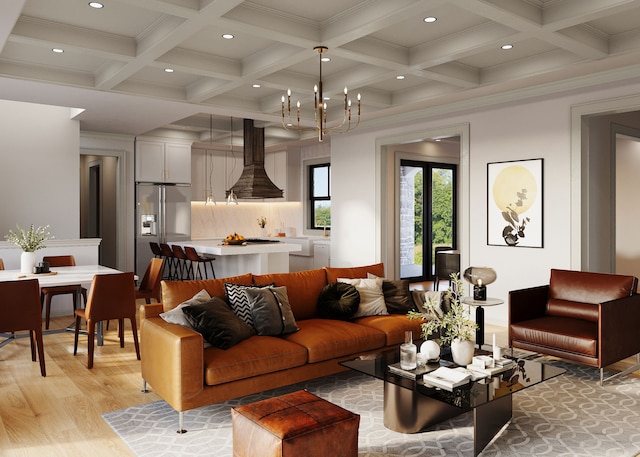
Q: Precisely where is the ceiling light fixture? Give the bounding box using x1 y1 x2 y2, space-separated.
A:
88 2 104 8
424 16 437 23
52 48 64 53
222 34 234 40
164 68 174 73
396 75 405 80
501 44 513 50
281 46 361 142
252 83 261 88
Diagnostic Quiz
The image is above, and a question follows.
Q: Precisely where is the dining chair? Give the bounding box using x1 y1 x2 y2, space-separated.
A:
41 255 88 329
184 246 216 279
135 257 164 303
0 279 46 376
74 272 140 369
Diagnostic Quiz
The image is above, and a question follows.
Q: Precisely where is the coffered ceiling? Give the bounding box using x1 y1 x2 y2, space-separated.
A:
2 0 640 145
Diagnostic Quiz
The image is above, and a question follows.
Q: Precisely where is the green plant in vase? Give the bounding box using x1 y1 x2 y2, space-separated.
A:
409 272 477 365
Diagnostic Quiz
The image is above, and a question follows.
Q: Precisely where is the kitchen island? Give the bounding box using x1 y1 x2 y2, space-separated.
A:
175 239 302 277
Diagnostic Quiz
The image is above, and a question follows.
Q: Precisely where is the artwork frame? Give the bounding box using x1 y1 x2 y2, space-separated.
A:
487 158 543 248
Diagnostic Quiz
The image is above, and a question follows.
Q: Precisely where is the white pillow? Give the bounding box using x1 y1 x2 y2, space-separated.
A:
338 277 388 317
411 290 444 317
160 289 212 328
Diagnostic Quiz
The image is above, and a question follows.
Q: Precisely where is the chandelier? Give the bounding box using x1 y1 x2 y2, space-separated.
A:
281 46 361 142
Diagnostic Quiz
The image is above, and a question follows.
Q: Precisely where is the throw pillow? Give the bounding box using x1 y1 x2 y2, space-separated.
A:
338 277 388 317
411 290 445 317
245 286 299 336
316 282 360 320
366 273 415 314
159 289 212 328
224 282 273 329
182 297 255 349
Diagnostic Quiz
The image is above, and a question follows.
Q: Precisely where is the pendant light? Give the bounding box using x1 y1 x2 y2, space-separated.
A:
226 116 238 205
205 115 216 205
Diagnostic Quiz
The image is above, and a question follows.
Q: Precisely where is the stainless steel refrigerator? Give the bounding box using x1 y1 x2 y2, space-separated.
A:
135 183 191 277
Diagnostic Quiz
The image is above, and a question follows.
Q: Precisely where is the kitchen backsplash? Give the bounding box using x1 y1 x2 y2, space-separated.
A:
191 201 303 239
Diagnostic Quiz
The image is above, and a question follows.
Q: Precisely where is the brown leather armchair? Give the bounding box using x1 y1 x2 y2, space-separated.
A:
509 268 640 384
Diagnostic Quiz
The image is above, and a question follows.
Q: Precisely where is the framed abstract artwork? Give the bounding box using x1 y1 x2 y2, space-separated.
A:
487 158 543 248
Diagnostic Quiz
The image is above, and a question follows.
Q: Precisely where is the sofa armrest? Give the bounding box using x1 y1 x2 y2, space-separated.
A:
139 303 163 320
599 294 640 367
140 317 204 412
509 285 549 324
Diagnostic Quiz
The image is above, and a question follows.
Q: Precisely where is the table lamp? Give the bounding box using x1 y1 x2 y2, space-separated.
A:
463 267 497 301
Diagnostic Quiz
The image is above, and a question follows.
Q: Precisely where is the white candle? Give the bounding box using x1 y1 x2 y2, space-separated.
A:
492 333 496 348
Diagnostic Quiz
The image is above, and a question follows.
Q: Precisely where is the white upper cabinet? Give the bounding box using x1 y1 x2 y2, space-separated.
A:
136 140 191 183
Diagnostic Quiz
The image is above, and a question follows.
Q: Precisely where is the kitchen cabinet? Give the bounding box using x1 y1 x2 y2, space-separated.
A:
264 150 287 200
191 148 242 202
136 139 191 183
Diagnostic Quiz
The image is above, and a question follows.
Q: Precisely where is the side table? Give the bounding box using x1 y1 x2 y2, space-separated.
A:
461 297 503 348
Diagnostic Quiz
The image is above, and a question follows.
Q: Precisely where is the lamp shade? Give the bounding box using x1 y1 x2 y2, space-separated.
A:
463 267 497 287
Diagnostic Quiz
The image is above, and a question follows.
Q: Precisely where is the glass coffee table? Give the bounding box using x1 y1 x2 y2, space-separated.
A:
341 347 564 457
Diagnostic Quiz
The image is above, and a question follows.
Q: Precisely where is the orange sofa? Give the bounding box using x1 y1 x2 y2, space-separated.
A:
139 263 423 431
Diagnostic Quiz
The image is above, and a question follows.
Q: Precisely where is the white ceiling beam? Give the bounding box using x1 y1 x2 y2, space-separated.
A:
0 0 25 52
543 0 640 31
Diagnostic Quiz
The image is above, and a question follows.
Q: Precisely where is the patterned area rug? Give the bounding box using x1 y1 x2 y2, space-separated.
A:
103 359 640 457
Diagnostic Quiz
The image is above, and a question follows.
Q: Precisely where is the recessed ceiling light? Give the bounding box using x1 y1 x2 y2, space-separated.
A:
501 44 513 50
321 57 331 62
222 34 234 40
52 48 64 53
423 16 437 23
164 68 174 73
396 75 405 80
88 2 104 8
252 84 261 88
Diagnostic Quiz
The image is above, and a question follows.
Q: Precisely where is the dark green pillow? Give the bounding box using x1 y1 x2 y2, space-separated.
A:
317 282 360 320
382 279 416 313
182 297 255 349
245 286 299 336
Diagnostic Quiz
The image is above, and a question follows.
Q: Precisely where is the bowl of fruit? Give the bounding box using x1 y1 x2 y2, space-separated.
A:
224 233 246 245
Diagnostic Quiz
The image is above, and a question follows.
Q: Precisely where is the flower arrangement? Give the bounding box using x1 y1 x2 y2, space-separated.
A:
257 216 267 228
5 224 54 252
408 273 477 345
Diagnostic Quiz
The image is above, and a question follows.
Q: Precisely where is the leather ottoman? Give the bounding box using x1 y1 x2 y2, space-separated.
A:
231 390 359 457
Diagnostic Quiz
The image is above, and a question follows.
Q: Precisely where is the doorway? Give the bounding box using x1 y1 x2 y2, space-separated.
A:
399 160 457 281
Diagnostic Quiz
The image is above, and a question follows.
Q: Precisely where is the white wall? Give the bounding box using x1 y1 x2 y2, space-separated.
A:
0 100 80 238
330 78 640 327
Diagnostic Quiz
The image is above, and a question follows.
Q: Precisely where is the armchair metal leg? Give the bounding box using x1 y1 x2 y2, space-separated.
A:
141 379 149 393
600 353 640 385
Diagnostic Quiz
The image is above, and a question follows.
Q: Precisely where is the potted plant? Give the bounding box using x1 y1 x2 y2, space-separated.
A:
409 273 478 365
5 224 54 274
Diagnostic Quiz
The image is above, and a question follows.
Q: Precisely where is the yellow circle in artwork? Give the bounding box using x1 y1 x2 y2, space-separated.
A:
492 165 537 214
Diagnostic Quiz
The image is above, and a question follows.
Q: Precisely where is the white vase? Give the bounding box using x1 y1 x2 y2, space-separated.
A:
21 251 36 274
450 339 475 366
260 227 267 238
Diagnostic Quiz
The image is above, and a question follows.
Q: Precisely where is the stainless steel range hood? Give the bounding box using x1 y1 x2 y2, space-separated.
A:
226 119 284 199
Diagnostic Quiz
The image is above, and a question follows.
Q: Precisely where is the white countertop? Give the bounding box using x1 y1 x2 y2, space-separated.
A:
179 239 302 256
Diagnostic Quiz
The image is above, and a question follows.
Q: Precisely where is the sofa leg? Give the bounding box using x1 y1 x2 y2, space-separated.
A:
600 353 640 386
141 379 149 393
177 411 187 434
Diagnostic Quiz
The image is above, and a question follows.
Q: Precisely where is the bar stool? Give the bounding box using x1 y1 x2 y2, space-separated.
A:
184 246 216 279
159 243 177 280
171 245 189 280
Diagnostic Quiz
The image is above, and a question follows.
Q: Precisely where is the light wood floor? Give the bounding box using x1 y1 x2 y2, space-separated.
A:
0 309 638 456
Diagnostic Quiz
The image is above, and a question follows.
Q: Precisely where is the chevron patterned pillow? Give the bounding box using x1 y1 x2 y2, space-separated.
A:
224 282 273 329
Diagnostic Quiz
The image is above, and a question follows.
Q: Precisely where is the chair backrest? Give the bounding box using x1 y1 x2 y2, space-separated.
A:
149 241 162 256
43 255 76 267
160 243 174 258
139 258 164 296
171 245 187 260
0 258 4 270
0 279 41 332
85 272 136 322
184 246 201 262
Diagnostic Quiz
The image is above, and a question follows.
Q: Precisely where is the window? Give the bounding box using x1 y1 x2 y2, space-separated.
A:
309 163 330 230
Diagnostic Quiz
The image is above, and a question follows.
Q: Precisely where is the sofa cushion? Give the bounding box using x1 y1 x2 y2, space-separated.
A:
225 282 273 329
182 297 255 349
161 273 253 312
159 289 211 328
253 269 328 321
317 282 360 320
510 316 597 357
325 263 385 283
338 277 388 317
354 314 424 346
381 279 416 314
203 336 308 386
246 286 299 336
283 319 386 363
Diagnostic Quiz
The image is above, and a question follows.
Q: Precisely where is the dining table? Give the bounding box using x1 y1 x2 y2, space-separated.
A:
0 265 135 347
